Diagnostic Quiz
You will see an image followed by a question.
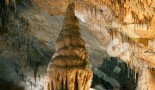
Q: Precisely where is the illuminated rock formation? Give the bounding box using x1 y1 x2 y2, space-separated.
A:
136 68 155 90
44 3 93 90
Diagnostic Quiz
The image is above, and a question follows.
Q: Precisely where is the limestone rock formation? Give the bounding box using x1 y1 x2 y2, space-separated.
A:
1 0 155 89
136 68 155 90
32 0 155 67
44 3 93 90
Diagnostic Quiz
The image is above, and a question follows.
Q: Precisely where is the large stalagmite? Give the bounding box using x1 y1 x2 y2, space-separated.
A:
44 3 93 90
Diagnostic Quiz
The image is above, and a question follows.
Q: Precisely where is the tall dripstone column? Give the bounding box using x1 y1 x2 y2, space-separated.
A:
44 3 93 90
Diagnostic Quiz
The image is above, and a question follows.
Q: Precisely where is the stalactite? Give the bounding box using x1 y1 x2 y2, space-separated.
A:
111 28 113 41
95 6 97 18
134 67 138 80
100 16 101 31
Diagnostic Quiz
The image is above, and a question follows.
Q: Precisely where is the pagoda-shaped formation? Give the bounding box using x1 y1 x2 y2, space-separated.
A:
44 3 93 90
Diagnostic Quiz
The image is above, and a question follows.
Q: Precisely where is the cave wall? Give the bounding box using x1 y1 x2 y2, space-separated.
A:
0 1 109 89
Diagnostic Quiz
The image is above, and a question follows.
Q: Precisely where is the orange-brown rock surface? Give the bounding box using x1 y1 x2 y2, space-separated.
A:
44 3 93 90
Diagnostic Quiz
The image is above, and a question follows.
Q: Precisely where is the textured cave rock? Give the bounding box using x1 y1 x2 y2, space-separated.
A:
136 68 155 90
0 1 104 89
0 0 155 90
44 3 93 90
31 0 155 67
92 57 138 90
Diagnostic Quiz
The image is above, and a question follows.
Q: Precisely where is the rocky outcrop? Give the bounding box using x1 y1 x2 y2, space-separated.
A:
44 3 93 90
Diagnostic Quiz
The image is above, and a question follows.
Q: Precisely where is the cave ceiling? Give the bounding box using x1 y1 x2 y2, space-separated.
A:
32 0 155 38
31 0 155 67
